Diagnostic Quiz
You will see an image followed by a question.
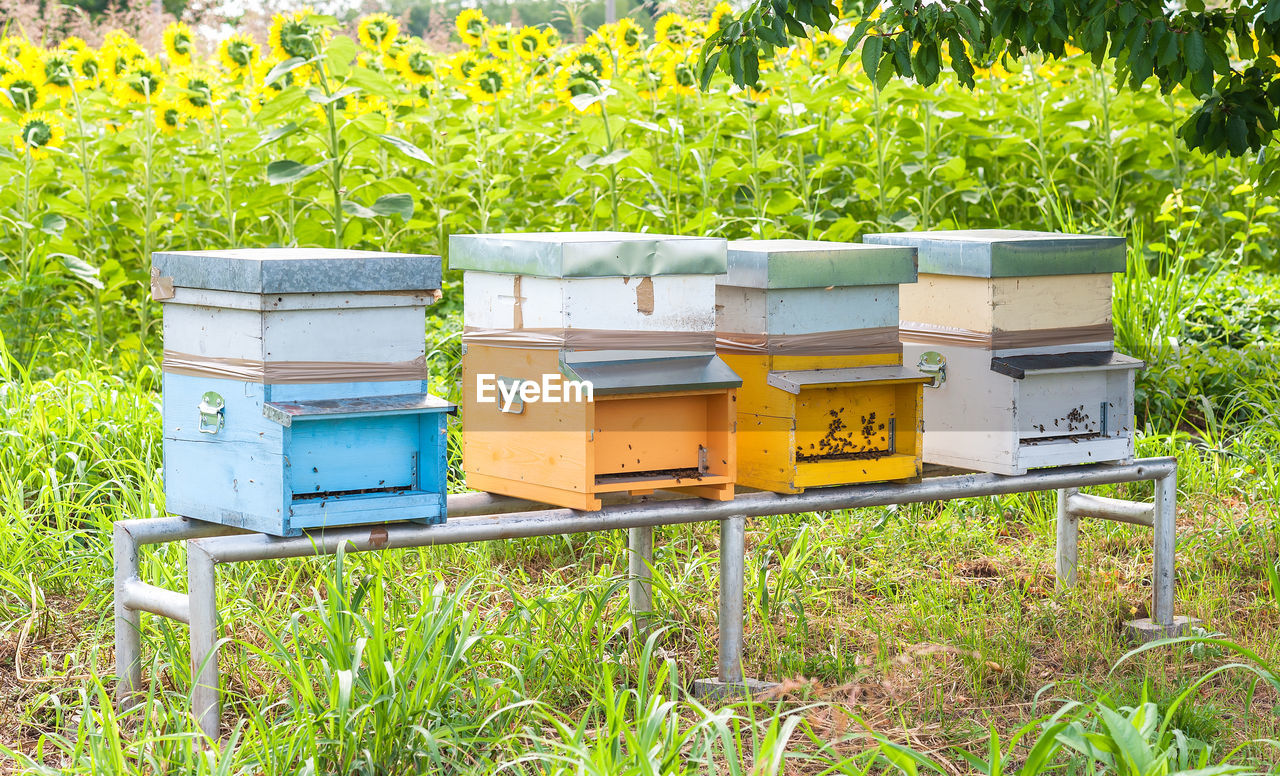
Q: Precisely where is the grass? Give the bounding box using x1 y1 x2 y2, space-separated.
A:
4 311 1280 773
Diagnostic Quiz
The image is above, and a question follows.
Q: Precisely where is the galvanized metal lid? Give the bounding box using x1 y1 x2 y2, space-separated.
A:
863 229 1126 278
152 248 442 294
721 239 917 288
449 231 727 277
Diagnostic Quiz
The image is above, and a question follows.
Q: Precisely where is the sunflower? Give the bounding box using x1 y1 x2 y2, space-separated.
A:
72 48 101 84
269 7 327 61
395 44 437 85
115 58 165 104
706 3 733 37
456 8 488 48
661 52 698 97
357 13 399 52
40 50 77 100
562 44 613 81
218 33 258 76
2 71 45 112
543 27 562 50
154 101 186 134
1 36 38 71
59 37 89 55
164 22 196 67
101 42 145 85
487 25 516 61
654 13 702 51
450 50 479 83
102 30 137 50
176 70 219 120
512 26 547 61
348 94 394 121
614 17 644 54
13 112 63 159
466 60 512 103
553 67 604 114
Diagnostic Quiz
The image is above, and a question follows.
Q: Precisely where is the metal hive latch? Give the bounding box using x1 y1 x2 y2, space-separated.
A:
197 391 225 434
917 351 947 388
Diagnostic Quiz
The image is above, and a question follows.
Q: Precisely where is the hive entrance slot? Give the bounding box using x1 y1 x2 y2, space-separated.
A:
1020 432 1104 445
595 468 707 484
292 484 415 501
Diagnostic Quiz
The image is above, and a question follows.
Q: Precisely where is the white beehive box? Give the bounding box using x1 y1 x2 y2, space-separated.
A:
864 230 1141 475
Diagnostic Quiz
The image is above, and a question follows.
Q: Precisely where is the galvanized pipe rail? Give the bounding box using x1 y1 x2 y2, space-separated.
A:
114 457 1189 741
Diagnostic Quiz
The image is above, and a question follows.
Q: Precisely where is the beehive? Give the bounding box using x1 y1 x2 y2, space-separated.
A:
863 229 1141 475
716 240 930 493
451 231 740 511
152 248 454 536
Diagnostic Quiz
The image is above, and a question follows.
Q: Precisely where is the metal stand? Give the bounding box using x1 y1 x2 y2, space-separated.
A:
113 458 1189 740
627 525 654 636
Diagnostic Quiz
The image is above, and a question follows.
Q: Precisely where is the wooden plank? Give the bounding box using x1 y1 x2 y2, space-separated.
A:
764 286 898 334
286 414 421 496
263 305 427 363
900 273 1113 333
464 471 602 511
289 491 444 529
793 452 920 488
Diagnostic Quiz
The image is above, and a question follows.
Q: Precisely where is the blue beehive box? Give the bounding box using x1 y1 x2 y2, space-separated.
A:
152 248 454 536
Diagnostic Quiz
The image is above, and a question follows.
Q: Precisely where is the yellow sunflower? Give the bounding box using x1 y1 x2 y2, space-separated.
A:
154 100 186 134
614 17 644 54
553 67 604 114
450 49 479 83
654 13 702 51
39 50 76 100
513 26 547 61
2 71 45 112
218 33 258 76
487 25 516 61
347 95 394 122
163 22 196 67
176 70 219 120
1 37 39 71
395 44 437 85
706 3 733 37
357 13 399 52
114 58 165 104
59 37 89 55
562 44 613 81
456 8 488 48
13 111 64 159
466 59 512 102
661 52 698 97
268 6 328 61
102 30 137 50
72 48 101 85
101 42 145 85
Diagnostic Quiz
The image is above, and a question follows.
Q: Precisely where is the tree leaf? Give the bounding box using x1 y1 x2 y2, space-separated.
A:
861 34 884 82
1184 29 1206 73
267 159 328 185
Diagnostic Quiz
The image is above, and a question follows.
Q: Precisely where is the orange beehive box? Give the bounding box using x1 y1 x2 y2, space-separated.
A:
452 232 742 511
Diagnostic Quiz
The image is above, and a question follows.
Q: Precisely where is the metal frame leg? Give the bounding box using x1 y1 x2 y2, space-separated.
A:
628 526 654 636
188 542 220 740
1152 470 1177 627
1055 488 1079 589
691 515 773 699
113 524 142 706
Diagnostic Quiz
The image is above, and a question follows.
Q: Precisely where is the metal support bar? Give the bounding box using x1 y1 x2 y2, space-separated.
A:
188 542 219 741
628 526 654 636
120 579 190 623
718 515 745 685
1055 488 1079 589
1065 492 1155 527
111 458 1184 737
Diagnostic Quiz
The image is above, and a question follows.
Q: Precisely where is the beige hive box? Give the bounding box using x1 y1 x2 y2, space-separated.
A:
864 229 1142 475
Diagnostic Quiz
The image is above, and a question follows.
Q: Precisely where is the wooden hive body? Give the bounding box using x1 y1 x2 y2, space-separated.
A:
716 240 930 493
865 230 1140 475
154 249 454 536
453 232 740 511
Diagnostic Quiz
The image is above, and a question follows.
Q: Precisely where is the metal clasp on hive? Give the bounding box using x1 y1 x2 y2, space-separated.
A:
197 391 225 434
917 351 947 389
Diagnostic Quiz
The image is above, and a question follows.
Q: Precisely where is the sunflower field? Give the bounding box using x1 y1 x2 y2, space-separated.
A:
0 6 1272 371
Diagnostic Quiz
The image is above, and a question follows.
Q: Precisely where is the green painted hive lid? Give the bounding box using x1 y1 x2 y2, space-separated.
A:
721 239 917 289
449 231 727 277
152 248 442 295
863 229 1126 278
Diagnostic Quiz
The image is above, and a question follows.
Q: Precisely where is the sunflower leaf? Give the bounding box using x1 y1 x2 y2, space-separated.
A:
267 159 329 185
376 134 432 164
307 86 359 105
341 199 378 218
252 122 300 152
263 56 309 87
51 252 103 289
371 193 414 219
40 214 67 237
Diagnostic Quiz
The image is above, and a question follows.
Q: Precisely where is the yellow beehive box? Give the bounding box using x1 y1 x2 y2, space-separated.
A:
716 240 931 493
452 232 741 511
